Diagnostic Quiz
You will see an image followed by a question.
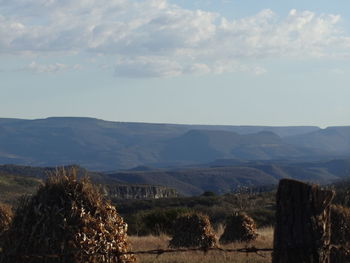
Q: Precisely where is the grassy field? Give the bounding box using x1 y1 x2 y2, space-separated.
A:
0 173 42 204
128 227 273 263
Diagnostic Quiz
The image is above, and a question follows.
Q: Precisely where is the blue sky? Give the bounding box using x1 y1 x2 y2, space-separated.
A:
1 0 350 127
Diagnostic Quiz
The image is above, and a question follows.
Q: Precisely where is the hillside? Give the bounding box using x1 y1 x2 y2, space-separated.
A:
286 126 350 155
1 157 350 203
0 165 179 204
107 166 279 195
161 130 328 164
107 158 350 195
0 117 346 170
0 171 42 204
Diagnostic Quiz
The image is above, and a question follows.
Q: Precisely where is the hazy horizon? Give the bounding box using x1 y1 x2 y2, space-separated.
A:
0 115 346 129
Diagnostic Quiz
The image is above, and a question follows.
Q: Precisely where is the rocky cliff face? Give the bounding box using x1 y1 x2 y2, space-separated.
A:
104 184 179 199
0 164 179 200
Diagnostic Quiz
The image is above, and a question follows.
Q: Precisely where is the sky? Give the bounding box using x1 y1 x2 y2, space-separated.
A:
1 0 350 127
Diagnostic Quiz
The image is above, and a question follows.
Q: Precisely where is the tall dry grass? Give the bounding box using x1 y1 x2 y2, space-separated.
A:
0 169 135 263
128 226 273 263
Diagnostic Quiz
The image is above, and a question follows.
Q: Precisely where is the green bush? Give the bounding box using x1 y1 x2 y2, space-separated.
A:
126 207 191 235
201 191 216 197
249 208 275 227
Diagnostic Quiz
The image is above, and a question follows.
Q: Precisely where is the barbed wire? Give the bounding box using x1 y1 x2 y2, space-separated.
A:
0 246 274 259
2 245 348 260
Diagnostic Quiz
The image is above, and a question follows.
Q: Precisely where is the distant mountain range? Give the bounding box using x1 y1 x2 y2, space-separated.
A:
0 117 349 170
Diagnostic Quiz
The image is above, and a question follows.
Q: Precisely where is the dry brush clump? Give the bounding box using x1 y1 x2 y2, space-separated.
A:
330 204 350 262
0 204 12 250
168 213 217 249
219 212 258 244
0 169 135 263
0 204 12 235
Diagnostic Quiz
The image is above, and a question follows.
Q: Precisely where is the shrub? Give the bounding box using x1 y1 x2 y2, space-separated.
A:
125 207 190 236
249 208 275 227
201 191 216 197
0 169 135 263
124 212 148 236
169 213 217 248
142 207 190 235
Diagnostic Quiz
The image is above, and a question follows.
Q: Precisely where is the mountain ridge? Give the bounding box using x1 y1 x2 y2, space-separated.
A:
0 117 348 170
1 158 350 197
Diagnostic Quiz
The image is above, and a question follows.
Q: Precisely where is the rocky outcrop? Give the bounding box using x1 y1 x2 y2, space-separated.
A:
104 184 179 199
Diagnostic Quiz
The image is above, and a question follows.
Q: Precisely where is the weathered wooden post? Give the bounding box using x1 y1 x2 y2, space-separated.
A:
273 179 334 263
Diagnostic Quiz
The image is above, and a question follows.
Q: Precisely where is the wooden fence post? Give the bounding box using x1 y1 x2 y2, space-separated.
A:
272 179 334 263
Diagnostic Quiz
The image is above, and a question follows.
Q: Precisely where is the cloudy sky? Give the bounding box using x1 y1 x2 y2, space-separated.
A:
1 0 350 127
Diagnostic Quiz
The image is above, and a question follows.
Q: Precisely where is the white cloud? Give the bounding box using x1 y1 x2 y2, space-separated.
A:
26 61 67 73
114 56 182 78
0 0 350 77
21 61 80 73
113 56 266 78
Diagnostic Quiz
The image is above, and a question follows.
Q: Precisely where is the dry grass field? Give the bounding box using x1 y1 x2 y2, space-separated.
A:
128 226 273 263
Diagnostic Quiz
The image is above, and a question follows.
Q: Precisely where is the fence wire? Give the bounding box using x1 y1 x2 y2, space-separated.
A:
0 246 274 259
3 245 350 260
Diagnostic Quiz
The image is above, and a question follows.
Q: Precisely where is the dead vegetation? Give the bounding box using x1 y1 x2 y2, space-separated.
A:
0 204 11 235
330 204 350 262
0 204 12 251
168 213 217 249
0 168 135 263
220 212 258 244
